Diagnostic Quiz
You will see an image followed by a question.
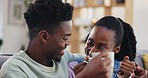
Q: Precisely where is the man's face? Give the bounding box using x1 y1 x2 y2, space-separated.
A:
45 21 72 62
85 26 118 55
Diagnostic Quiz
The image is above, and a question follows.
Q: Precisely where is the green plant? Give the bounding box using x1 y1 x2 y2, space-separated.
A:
24 0 33 8
65 0 67 3
0 39 2 46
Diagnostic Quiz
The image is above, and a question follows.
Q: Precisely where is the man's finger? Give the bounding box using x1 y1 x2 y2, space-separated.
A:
85 55 90 62
74 62 86 70
74 66 85 75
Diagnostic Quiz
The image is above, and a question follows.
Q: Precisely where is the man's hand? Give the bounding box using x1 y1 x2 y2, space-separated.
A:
74 62 87 75
74 55 90 75
76 53 111 78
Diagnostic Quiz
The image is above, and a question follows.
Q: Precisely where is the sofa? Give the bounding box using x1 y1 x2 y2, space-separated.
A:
135 49 148 70
0 49 148 70
0 54 12 69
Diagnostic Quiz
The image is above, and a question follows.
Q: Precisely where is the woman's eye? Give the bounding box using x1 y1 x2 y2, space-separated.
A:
87 40 94 46
98 46 106 51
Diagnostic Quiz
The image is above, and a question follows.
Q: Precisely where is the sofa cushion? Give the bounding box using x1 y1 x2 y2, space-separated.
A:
142 54 148 70
135 49 148 68
0 54 12 68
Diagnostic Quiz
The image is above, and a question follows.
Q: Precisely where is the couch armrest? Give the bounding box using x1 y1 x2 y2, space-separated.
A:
0 54 13 68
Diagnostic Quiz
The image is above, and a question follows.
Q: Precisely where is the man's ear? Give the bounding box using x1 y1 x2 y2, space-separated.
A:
38 30 49 44
113 44 121 54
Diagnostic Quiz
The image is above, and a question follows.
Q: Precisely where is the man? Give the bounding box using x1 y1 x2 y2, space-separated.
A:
0 0 111 78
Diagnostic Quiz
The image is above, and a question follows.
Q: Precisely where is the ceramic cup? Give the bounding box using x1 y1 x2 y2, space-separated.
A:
90 52 114 78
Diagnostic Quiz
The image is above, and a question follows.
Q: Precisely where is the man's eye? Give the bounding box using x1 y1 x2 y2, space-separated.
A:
63 36 69 40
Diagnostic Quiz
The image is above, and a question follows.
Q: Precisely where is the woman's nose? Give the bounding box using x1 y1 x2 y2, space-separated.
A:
85 46 97 55
90 46 98 52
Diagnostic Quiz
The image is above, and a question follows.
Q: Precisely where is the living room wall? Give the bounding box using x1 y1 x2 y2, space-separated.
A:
0 0 148 53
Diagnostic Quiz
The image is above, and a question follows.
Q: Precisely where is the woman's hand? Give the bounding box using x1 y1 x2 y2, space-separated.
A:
131 64 148 78
119 56 148 78
119 56 136 77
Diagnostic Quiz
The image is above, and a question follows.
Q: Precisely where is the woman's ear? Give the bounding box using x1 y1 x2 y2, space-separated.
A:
113 44 121 54
38 30 49 44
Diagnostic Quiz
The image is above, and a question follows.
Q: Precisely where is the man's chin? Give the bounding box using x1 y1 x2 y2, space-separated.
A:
53 57 62 62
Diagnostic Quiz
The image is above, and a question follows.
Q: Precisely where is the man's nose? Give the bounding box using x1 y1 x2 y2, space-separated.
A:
66 40 70 46
65 41 70 48
66 42 70 46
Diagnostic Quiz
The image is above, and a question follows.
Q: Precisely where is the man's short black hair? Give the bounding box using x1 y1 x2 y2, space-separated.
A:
24 0 74 39
94 16 124 47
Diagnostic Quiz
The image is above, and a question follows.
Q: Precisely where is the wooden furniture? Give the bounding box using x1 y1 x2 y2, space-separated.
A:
70 0 133 53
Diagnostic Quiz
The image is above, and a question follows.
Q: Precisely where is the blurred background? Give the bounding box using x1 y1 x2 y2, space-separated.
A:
0 0 148 54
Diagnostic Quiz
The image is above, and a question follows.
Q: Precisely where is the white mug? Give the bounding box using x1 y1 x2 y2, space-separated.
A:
90 52 114 78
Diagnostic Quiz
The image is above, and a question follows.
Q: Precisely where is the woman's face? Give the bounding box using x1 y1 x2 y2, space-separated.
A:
85 26 120 55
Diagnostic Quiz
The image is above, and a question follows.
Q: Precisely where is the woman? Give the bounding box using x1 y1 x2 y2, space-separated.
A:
69 17 147 78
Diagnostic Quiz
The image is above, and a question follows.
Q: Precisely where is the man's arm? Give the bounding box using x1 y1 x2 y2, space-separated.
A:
64 50 84 63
